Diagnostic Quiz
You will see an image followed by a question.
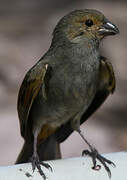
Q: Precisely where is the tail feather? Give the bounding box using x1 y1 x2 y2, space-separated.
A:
15 142 33 164
15 135 61 164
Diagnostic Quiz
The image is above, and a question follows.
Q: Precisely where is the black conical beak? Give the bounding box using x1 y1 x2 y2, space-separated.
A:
99 21 119 36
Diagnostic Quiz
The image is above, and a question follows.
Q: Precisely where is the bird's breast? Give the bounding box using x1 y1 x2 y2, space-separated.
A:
48 58 100 109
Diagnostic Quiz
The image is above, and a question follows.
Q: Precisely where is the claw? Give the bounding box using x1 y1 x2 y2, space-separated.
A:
92 165 101 171
82 149 115 178
40 161 53 172
82 150 90 156
97 154 112 178
30 155 52 180
98 155 116 168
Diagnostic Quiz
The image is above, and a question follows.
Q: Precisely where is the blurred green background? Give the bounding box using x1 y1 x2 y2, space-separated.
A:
0 0 127 165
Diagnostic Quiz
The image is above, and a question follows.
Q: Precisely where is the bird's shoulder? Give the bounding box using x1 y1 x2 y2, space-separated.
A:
99 56 115 93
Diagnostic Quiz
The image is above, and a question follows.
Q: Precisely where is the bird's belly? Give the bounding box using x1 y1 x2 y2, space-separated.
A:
66 76 98 111
46 70 99 127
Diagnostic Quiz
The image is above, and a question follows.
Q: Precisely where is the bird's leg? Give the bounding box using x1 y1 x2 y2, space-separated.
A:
77 129 115 178
30 131 52 179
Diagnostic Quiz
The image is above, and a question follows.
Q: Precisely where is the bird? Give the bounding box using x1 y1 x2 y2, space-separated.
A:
16 9 119 179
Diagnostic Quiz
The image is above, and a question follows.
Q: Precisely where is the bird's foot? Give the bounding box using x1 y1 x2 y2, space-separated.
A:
82 148 115 178
30 155 52 179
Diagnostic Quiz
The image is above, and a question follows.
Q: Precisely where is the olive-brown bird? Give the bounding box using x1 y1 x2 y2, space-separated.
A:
16 9 119 178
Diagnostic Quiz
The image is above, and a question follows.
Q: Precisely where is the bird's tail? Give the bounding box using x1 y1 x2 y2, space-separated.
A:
15 135 61 164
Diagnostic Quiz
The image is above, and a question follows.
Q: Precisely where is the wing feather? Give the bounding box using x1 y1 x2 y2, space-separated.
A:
17 62 48 137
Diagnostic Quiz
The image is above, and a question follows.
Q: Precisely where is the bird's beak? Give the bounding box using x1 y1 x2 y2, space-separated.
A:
98 21 119 36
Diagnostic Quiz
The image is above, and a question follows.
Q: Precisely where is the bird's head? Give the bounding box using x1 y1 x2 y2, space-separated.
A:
52 9 119 45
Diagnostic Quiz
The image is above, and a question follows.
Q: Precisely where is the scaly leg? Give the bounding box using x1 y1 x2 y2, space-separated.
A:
30 132 52 179
77 129 115 178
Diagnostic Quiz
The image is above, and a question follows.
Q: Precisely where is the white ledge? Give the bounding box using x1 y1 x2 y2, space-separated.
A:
0 152 127 180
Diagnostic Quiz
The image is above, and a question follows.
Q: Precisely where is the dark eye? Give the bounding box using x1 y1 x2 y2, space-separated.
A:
85 19 93 27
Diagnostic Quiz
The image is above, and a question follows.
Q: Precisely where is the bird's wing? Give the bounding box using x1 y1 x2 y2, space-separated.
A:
55 56 116 142
17 62 49 138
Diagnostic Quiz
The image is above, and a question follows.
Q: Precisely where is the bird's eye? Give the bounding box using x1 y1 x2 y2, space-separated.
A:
85 19 93 27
